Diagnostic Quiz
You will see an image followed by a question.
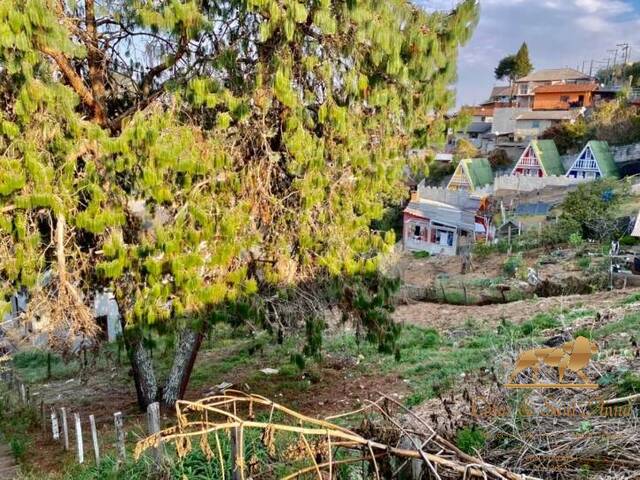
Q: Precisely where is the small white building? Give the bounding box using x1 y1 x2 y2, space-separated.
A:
402 186 484 256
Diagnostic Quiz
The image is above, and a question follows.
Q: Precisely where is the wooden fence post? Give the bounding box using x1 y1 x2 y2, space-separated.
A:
40 400 46 438
146 402 161 466
74 413 84 464
51 409 60 441
89 414 100 464
61 407 69 451
114 412 126 462
19 383 26 404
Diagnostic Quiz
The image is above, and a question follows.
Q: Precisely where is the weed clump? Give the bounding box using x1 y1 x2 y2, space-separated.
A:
455 426 486 455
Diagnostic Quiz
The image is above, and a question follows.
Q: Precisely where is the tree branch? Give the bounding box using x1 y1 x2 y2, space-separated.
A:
38 45 108 127
85 0 107 125
140 32 190 97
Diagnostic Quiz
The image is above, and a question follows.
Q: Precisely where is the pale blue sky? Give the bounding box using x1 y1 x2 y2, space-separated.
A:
417 0 640 107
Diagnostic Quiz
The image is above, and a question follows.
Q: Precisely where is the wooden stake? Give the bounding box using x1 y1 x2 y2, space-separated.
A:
51 409 60 441
74 413 84 464
114 412 126 461
146 402 161 466
89 414 100 464
19 383 26 404
61 407 69 450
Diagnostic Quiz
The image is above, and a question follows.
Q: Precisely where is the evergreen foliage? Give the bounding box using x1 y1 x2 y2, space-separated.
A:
0 0 478 407
513 42 533 79
494 42 533 82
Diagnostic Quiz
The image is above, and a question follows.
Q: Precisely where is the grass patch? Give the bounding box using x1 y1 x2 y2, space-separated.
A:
592 313 640 339
519 313 560 336
620 292 640 305
412 251 430 259
13 350 81 384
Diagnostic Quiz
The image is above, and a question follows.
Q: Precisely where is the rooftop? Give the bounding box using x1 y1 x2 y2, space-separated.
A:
534 83 598 94
489 85 516 98
516 110 582 121
465 122 492 134
517 68 593 83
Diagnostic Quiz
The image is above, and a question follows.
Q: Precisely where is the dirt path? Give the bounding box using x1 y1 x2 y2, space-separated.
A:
393 287 640 331
0 444 17 480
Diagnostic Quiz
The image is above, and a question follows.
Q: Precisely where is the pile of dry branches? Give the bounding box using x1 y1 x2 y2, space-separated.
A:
135 390 538 479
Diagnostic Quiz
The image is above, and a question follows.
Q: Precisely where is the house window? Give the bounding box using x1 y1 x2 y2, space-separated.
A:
519 84 529 95
560 96 570 103
414 225 421 237
532 120 541 128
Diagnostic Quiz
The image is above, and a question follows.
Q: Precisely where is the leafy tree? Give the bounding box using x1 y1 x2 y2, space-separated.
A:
494 55 517 82
0 0 479 408
488 148 511 168
454 138 480 160
560 179 630 241
539 119 588 154
541 99 640 152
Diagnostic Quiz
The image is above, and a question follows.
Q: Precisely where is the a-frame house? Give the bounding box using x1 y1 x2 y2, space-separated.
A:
511 140 564 177
447 158 494 192
566 141 619 180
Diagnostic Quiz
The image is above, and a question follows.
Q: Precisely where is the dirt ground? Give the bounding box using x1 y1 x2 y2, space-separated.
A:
393 287 640 331
397 246 591 288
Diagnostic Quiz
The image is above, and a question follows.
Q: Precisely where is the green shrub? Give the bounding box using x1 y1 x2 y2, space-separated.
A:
569 232 584 248
472 242 495 259
413 251 430 259
9 436 28 461
577 257 591 270
455 426 486 455
617 372 640 396
619 234 640 246
503 254 523 277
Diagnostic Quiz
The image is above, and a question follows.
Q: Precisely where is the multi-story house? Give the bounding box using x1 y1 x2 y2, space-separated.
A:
514 68 594 108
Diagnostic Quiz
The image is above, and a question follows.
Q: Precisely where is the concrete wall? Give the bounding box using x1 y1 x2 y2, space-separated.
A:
612 142 640 164
494 174 587 193
492 108 531 136
515 119 555 141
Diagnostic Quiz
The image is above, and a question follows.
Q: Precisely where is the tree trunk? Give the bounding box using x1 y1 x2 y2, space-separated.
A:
161 326 204 408
127 335 159 409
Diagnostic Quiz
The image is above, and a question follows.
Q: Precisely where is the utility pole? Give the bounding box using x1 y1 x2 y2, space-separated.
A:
617 43 631 80
608 48 619 85
589 59 594 78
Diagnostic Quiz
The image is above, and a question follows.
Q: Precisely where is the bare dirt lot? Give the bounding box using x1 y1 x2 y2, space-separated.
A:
393 288 639 331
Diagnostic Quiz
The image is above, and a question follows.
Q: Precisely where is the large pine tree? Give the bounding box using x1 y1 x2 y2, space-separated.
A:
513 42 534 79
0 0 478 408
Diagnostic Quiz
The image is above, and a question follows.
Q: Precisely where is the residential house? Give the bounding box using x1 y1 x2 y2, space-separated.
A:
514 68 594 108
533 83 598 110
512 140 564 177
465 105 495 123
566 141 619 180
403 187 482 256
514 109 582 141
447 158 494 192
487 85 516 106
